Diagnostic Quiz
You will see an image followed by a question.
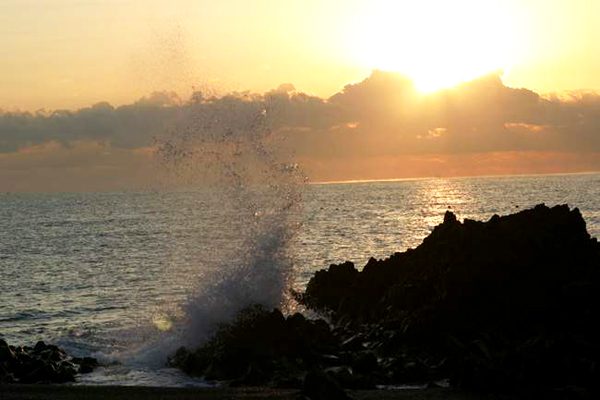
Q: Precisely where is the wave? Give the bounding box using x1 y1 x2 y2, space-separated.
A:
103 93 305 368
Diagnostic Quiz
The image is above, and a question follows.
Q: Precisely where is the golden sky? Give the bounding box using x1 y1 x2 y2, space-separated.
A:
2 0 600 111
1 0 600 191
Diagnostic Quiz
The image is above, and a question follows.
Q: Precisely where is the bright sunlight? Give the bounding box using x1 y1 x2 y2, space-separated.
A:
352 0 517 92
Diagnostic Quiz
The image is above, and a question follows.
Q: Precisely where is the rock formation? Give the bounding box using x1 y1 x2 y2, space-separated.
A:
172 204 600 396
0 339 99 384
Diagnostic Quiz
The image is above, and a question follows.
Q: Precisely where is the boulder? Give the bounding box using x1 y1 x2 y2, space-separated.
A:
77 357 99 374
0 340 99 384
168 304 338 384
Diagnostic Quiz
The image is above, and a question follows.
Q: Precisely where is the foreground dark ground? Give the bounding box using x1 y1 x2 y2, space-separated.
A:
0 385 520 400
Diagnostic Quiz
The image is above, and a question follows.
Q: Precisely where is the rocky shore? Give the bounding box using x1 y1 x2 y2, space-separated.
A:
171 204 600 399
3 204 599 400
0 340 99 384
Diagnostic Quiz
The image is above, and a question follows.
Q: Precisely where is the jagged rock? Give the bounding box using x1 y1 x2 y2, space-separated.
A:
0 339 99 384
171 204 600 394
303 261 359 312
168 305 338 384
301 204 600 391
20 359 58 384
1 339 15 362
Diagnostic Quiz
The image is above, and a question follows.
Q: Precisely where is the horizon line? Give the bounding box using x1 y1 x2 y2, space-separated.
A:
309 170 600 185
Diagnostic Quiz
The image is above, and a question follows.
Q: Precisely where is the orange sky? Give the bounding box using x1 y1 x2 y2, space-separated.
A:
1 1 600 191
2 0 600 110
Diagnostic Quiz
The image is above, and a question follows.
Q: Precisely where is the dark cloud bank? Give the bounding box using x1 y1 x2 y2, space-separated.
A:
1 71 600 191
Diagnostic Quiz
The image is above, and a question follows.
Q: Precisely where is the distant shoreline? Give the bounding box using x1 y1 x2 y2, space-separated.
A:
310 170 600 185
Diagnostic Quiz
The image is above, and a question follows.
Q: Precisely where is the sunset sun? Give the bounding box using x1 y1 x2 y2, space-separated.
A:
354 0 515 92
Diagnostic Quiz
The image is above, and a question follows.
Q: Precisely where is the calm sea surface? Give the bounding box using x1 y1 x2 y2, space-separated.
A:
1 173 599 386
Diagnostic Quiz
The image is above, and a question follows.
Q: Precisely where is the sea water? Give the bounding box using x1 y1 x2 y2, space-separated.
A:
1 172 599 385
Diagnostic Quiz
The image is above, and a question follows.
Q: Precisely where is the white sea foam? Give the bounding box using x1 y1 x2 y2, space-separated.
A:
121 92 306 367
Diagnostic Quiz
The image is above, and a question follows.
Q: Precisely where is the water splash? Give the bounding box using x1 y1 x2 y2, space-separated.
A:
147 91 305 358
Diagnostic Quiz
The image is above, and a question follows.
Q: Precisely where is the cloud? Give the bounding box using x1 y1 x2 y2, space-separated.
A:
329 70 419 122
286 71 600 161
0 98 177 153
1 70 600 190
0 141 154 192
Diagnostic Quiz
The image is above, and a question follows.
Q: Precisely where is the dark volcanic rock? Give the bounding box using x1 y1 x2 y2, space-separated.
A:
168 305 338 386
171 204 600 395
77 356 100 374
303 261 359 313
305 204 600 325
0 339 99 384
301 204 600 391
301 370 353 400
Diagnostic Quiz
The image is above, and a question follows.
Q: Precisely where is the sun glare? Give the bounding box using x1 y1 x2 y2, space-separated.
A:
353 0 515 92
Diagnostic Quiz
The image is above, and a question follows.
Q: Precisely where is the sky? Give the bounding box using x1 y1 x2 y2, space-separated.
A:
1 0 600 191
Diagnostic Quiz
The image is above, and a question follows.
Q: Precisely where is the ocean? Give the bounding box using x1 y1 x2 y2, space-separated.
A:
1 172 599 386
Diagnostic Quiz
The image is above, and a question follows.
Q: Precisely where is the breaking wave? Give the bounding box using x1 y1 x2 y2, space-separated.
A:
130 92 306 366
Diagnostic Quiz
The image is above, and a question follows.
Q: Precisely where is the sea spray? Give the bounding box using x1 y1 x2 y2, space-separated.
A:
148 91 306 359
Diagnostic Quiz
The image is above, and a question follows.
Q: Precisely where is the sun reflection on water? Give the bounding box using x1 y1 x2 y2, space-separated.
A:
416 178 475 231
295 173 600 287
